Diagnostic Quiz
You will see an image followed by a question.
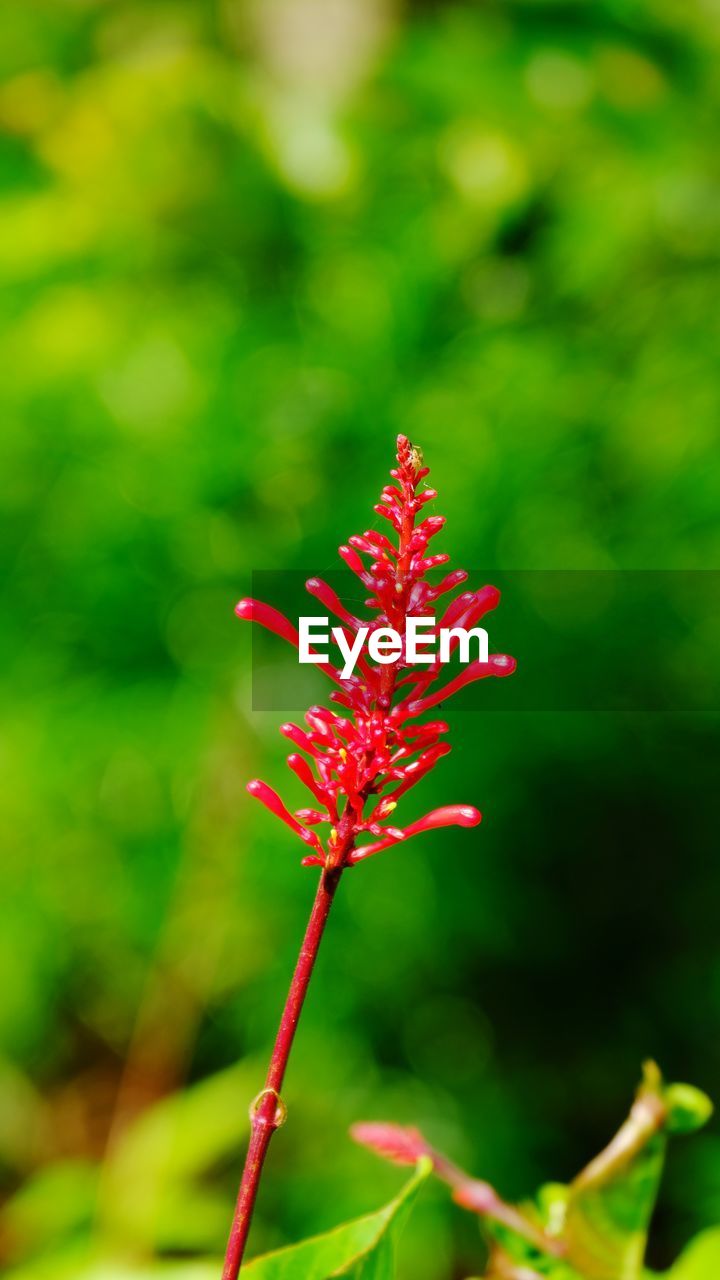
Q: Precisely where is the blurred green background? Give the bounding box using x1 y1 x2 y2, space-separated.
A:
1 1 719 1277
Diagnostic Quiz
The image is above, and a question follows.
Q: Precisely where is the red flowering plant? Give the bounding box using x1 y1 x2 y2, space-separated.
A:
350 1062 713 1280
222 436 515 1278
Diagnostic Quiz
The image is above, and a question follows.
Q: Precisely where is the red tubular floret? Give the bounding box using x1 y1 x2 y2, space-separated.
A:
427 568 469 600
247 779 323 854
362 530 398 558
295 808 328 824
404 654 517 716
286 753 330 807
305 577 364 630
388 743 452 800
339 544 377 586
417 488 438 506
403 719 449 739
280 723 321 756
348 803 481 864
235 598 298 645
237 597 345 686
373 503 401 531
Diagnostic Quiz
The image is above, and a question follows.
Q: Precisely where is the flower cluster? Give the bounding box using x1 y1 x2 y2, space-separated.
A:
235 436 515 871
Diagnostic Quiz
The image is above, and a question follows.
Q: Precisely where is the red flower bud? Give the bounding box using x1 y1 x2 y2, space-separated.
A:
350 1122 430 1166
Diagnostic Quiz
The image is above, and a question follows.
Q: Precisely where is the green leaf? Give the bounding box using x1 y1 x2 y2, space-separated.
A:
0 1159 98 1252
73 1266 219 1280
18 1161 428 1280
98 1061 261 1251
242 1158 430 1279
563 1064 712 1280
661 1228 720 1280
2 1251 220 1280
662 1086 714 1136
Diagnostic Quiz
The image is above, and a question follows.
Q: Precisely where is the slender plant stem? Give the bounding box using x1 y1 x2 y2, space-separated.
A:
221 865 342 1279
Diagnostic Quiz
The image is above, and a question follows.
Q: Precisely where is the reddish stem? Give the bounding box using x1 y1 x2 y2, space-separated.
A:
221 866 342 1278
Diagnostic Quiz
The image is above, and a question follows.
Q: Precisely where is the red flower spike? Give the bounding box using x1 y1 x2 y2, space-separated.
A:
235 436 515 869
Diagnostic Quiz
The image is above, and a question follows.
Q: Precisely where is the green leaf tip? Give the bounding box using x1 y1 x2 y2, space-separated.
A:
662 1083 713 1135
638 1061 713 1135
664 1226 720 1279
556 1062 714 1280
